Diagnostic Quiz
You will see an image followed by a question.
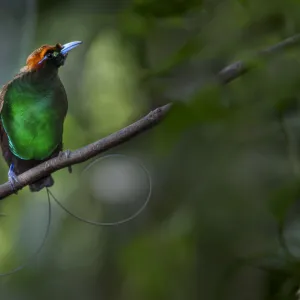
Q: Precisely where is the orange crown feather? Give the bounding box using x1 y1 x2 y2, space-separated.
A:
25 43 62 71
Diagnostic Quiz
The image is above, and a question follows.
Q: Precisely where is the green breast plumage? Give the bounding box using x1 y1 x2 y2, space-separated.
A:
0 76 67 160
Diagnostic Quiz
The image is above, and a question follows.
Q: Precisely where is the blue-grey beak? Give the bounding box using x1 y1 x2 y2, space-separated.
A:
38 41 82 65
60 41 82 55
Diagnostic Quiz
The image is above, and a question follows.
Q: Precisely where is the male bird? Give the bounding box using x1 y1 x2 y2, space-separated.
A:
0 41 82 192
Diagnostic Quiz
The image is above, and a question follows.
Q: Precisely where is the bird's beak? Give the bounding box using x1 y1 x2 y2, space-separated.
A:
60 41 82 55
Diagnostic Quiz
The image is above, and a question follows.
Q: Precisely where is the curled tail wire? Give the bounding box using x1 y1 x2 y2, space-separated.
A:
0 188 52 277
0 155 151 276
48 154 152 226
47 172 152 227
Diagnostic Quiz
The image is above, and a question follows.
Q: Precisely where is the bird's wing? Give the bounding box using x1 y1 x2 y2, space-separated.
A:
0 83 13 166
0 83 8 113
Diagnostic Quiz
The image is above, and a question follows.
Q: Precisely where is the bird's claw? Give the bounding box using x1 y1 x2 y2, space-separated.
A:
59 149 71 158
8 163 19 194
59 150 72 173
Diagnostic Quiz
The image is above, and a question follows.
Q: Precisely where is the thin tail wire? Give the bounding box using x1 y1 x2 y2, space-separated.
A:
48 154 152 226
0 188 52 277
0 155 151 276
47 162 152 226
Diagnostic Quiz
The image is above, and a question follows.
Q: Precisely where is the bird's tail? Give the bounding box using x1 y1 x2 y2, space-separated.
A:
29 176 54 192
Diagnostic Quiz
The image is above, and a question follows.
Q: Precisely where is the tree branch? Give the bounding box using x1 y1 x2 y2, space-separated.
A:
0 104 172 199
0 34 300 199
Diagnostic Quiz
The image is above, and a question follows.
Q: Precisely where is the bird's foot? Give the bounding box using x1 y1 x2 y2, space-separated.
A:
8 163 19 194
59 150 72 173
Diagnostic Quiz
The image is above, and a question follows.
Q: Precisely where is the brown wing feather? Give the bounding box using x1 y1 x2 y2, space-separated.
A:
0 83 13 168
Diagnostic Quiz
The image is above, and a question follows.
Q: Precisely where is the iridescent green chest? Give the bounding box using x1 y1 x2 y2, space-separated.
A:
1 81 66 160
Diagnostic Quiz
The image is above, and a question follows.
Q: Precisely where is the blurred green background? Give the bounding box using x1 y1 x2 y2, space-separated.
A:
1 0 300 299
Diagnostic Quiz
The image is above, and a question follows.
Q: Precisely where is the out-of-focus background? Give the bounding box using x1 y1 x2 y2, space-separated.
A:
1 0 300 299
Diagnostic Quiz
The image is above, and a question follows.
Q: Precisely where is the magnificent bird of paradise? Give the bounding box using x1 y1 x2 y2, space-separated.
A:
0 41 82 192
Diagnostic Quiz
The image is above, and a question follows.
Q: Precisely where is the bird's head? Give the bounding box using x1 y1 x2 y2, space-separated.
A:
25 41 82 71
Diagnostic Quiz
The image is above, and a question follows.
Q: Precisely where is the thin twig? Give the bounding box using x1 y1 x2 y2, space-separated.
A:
0 34 300 199
218 34 300 84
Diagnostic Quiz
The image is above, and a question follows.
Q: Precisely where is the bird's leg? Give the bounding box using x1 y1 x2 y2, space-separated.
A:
8 163 19 193
59 150 72 173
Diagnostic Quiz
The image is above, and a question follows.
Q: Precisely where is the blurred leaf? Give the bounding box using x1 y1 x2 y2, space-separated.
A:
190 85 235 121
82 30 143 137
133 0 202 18
120 212 195 299
119 12 153 36
250 255 291 273
273 97 300 118
268 180 300 223
243 13 286 37
143 36 204 80
153 85 237 154
152 102 200 154
265 274 299 300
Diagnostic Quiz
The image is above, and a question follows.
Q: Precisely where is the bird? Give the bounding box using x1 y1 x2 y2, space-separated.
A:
0 41 82 192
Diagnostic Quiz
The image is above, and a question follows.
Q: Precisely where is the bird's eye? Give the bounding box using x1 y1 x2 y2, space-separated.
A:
45 51 60 59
